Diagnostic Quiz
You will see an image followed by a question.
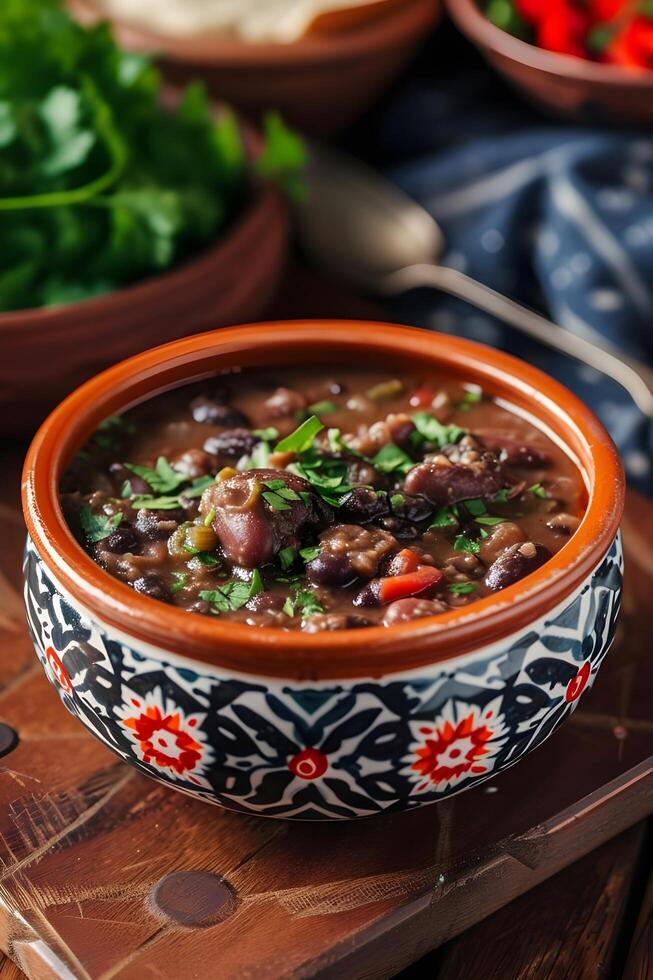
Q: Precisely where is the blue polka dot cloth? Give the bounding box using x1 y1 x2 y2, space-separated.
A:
376 61 653 495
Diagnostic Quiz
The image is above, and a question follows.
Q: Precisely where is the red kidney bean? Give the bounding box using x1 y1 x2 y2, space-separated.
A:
484 542 552 592
404 461 502 505
200 468 332 568
382 597 448 625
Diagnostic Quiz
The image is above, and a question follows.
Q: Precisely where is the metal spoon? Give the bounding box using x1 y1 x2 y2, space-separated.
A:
295 143 653 418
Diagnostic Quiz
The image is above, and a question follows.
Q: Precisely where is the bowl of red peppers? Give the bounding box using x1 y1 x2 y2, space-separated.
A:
447 0 653 122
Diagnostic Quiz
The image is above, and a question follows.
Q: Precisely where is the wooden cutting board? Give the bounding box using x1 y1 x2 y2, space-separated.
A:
0 441 652 980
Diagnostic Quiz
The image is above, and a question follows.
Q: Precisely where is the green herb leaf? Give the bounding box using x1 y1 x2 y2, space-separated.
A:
449 581 478 595
529 483 547 499
278 547 296 571
372 443 414 475
462 498 486 517
170 572 188 594
262 490 292 512
299 545 320 563
390 493 405 512
283 587 324 619
125 456 187 494
79 505 121 543
494 488 510 503
248 569 264 598
194 552 221 568
454 534 481 555
411 412 467 448
130 494 182 510
252 427 279 442
200 581 252 613
274 415 324 454
308 400 337 416
476 515 505 526
255 112 307 201
430 506 458 529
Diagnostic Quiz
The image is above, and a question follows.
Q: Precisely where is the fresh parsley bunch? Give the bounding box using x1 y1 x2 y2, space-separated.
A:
0 0 305 311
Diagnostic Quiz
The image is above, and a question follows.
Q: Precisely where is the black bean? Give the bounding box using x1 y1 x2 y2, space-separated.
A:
104 526 141 555
353 581 382 607
190 395 247 427
302 613 372 632
484 542 552 592
203 429 260 459
391 420 417 452
306 552 358 587
135 509 182 540
133 572 172 604
391 493 433 524
375 515 420 539
246 592 285 613
339 487 389 524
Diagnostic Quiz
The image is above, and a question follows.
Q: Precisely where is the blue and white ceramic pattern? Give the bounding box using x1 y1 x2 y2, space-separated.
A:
24 534 623 821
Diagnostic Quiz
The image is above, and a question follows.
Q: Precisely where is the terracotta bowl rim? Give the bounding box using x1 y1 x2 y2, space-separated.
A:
70 0 440 66
447 0 653 87
22 320 624 680
0 181 279 332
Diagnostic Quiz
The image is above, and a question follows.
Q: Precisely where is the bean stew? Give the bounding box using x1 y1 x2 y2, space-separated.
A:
61 366 586 631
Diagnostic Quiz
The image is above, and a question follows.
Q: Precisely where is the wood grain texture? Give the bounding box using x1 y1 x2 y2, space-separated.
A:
434 825 647 980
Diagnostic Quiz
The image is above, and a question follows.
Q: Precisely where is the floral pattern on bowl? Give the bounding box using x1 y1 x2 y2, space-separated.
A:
24 533 623 821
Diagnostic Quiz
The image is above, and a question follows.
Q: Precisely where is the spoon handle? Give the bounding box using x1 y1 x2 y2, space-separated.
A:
384 263 653 419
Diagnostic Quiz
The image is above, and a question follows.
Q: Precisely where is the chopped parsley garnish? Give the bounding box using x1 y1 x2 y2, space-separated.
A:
457 388 482 412
79 506 122 543
476 515 505 526
243 441 272 469
194 552 221 568
299 545 320 562
529 483 547 498
129 494 183 510
262 479 300 512
308 400 337 416
283 586 324 619
411 412 466 449
372 443 414 475
203 507 216 527
170 572 189 594
125 456 187 494
430 506 458 528
454 534 481 555
494 488 510 503
462 498 486 517
449 582 478 595
124 469 213 510
390 493 405 512
278 547 296 571
274 415 324 454
200 570 263 613
252 427 279 442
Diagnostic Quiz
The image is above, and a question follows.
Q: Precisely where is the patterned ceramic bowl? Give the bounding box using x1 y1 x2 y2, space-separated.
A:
22 322 625 820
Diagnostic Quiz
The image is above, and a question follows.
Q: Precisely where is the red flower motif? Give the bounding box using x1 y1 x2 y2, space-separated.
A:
288 748 328 780
119 694 210 782
565 661 591 702
46 647 72 695
404 698 508 793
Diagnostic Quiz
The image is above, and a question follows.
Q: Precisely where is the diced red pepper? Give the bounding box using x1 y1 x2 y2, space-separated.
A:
385 548 421 576
409 384 438 408
605 17 653 68
378 566 444 605
536 0 589 57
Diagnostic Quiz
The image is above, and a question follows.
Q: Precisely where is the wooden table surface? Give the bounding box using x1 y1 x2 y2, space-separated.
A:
2 265 652 979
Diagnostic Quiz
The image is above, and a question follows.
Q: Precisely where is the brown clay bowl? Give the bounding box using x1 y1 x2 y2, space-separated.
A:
447 0 653 123
70 0 442 134
22 321 624 819
1 184 287 437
